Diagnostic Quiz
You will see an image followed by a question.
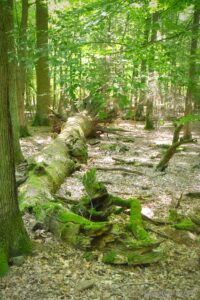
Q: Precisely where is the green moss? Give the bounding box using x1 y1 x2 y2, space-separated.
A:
74 235 91 249
124 239 157 250
46 159 75 192
70 140 88 163
168 209 178 222
61 222 81 245
83 251 97 261
127 250 163 265
0 248 9 277
111 223 123 235
25 171 45 189
56 209 109 237
129 199 150 240
83 222 109 234
174 219 198 231
14 233 32 256
57 210 92 225
103 248 163 265
100 144 118 151
82 169 107 199
109 195 131 207
33 205 48 221
102 250 117 264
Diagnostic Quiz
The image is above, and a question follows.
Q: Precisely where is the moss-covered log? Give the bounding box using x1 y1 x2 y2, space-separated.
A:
20 113 93 208
71 169 163 265
18 113 109 244
20 131 163 266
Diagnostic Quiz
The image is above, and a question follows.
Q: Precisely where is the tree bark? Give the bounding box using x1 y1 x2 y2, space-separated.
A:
0 0 31 276
7 0 24 164
33 0 51 126
156 134 195 172
145 12 159 130
136 17 150 121
19 112 94 212
184 6 200 139
16 0 30 137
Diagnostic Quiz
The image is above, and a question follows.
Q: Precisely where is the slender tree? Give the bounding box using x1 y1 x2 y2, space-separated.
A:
136 16 151 120
8 0 24 163
183 5 200 139
0 0 31 276
16 0 30 137
33 0 51 125
145 12 159 130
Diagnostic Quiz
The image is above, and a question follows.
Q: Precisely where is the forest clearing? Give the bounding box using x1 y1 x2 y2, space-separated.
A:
0 0 200 299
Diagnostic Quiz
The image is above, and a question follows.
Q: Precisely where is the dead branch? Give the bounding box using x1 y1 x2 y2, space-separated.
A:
95 125 130 134
95 166 144 175
156 138 197 171
113 157 153 168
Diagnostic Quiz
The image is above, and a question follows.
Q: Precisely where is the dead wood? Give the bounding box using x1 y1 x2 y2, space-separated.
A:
172 124 183 144
95 166 144 175
156 138 197 171
142 214 173 226
95 125 131 135
113 157 153 168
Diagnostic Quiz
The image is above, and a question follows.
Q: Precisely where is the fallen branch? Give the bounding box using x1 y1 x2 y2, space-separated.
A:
175 193 183 209
95 125 131 135
185 191 200 198
113 157 153 168
156 138 197 171
142 214 173 226
116 136 135 143
95 166 144 175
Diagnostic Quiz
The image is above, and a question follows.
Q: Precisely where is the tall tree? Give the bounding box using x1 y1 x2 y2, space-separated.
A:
16 0 30 137
33 0 51 125
0 0 31 276
183 5 200 139
136 16 151 120
8 0 24 163
145 11 159 130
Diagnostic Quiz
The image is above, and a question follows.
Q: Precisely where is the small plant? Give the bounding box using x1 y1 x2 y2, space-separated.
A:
82 168 107 199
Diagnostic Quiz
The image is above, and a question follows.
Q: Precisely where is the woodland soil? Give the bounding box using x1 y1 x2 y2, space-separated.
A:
1 120 200 300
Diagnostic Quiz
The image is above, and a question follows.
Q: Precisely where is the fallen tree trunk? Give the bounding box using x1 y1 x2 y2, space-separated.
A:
19 113 111 240
20 113 93 206
19 114 164 265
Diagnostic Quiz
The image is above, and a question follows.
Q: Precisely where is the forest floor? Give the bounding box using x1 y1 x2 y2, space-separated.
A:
1 120 200 300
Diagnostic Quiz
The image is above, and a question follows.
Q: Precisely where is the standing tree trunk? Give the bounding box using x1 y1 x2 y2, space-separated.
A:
16 0 30 137
184 6 200 139
33 0 51 126
145 12 159 130
136 17 150 121
0 0 31 276
7 0 24 163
